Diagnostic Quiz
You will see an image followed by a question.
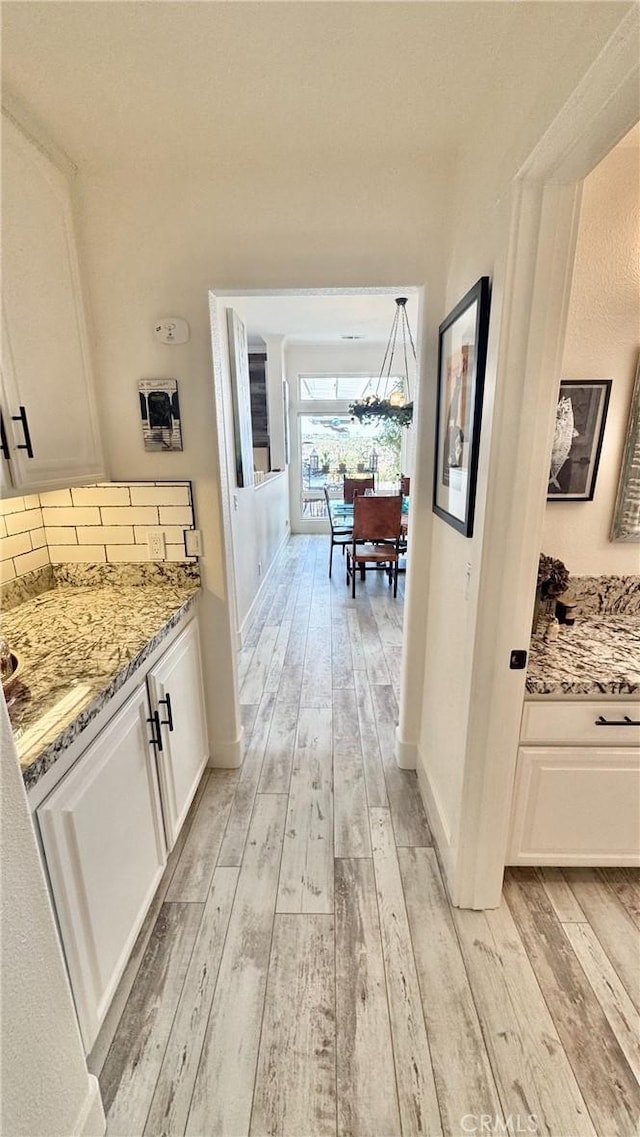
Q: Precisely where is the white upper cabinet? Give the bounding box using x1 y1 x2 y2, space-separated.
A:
1 114 104 491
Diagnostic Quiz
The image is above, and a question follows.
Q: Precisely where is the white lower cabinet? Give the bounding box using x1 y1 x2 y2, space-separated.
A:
38 684 167 1051
147 619 209 850
36 614 210 1052
508 698 640 866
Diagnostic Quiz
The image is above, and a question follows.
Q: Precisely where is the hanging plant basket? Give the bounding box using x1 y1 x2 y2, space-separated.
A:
349 396 414 427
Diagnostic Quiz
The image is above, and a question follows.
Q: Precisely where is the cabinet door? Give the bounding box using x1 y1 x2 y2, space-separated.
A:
508 745 640 866
38 685 166 1052
1 114 104 491
147 618 209 849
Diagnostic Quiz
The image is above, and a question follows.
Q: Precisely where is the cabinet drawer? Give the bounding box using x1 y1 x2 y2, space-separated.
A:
521 699 640 746
507 746 640 865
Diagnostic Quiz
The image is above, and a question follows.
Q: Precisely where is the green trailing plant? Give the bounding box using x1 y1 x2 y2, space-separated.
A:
349 396 414 427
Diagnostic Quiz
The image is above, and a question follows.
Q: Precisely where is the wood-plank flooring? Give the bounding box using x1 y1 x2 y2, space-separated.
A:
95 536 640 1136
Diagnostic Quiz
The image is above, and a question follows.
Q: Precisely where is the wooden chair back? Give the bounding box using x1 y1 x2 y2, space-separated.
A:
400 475 410 496
352 494 402 542
343 476 375 504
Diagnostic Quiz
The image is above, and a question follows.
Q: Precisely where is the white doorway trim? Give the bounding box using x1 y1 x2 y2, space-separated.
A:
446 8 639 908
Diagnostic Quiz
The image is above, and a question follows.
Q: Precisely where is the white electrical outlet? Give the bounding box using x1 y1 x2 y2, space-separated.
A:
148 531 166 560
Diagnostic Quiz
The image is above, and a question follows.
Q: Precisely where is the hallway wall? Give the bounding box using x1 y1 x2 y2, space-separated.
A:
542 140 640 573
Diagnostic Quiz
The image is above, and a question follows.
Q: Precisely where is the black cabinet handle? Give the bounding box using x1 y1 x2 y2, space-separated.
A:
147 710 163 751
11 406 34 458
0 414 10 461
595 715 640 727
158 692 174 732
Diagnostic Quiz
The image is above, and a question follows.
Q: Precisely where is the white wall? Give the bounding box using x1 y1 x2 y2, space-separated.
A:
0 695 105 1137
542 143 640 573
75 157 451 708
414 9 638 897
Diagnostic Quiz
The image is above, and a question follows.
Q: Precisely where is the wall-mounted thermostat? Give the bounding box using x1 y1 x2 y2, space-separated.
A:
154 318 190 345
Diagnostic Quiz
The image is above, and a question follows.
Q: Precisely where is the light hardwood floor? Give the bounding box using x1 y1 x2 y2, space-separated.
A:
95 536 640 1136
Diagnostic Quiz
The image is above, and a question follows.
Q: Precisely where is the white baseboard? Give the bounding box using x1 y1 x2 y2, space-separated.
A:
395 727 417 770
208 727 244 769
237 531 290 647
416 750 454 885
75 1074 106 1137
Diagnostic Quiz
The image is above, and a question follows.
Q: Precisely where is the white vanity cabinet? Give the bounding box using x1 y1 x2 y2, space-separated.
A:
38 684 167 1051
36 612 209 1052
507 698 640 866
1 113 104 492
147 619 209 850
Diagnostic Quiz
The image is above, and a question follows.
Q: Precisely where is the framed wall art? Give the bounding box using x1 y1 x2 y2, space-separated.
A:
138 379 182 451
547 379 611 502
611 354 640 541
433 276 491 537
226 307 255 488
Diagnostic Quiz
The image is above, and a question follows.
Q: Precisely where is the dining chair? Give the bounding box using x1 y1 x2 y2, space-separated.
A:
324 486 352 577
400 474 410 496
346 493 403 598
343 475 375 504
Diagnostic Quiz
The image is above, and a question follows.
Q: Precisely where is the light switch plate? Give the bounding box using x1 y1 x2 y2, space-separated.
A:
185 529 202 556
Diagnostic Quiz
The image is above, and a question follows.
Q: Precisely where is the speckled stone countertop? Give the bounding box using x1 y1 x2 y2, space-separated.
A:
526 615 640 697
2 564 200 790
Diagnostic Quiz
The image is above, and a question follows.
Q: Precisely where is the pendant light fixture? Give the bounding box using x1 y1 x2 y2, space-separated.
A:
350 296 416 425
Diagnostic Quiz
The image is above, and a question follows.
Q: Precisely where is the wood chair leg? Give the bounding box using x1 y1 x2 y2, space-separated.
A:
329 541 334 578
393 561 398 598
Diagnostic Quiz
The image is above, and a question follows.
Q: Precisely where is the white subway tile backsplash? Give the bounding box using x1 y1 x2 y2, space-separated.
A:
71 486 131 507
100 506 159 526
158 506 193 526
77 526 134 545
2 480 195 581
133 525 186 545
0 496 26 515
39 489 73 507
130 485 190 507
0 532 32 561
165 544 190 562
0 558 17 583
30 528 47 550
14 546 49 576
5 508 43 535
49 545 107 563
44 527 78 546
42 507 101 527
106 544 150 563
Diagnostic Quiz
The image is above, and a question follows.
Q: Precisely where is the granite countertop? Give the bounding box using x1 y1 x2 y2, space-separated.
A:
2 567 200 790
526 614 640 697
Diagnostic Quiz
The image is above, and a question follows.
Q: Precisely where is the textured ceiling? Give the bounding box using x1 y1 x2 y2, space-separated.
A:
1 1 630 173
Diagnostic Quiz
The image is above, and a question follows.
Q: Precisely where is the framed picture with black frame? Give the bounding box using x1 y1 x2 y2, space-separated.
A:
433 276 491 537
547 379 611 502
